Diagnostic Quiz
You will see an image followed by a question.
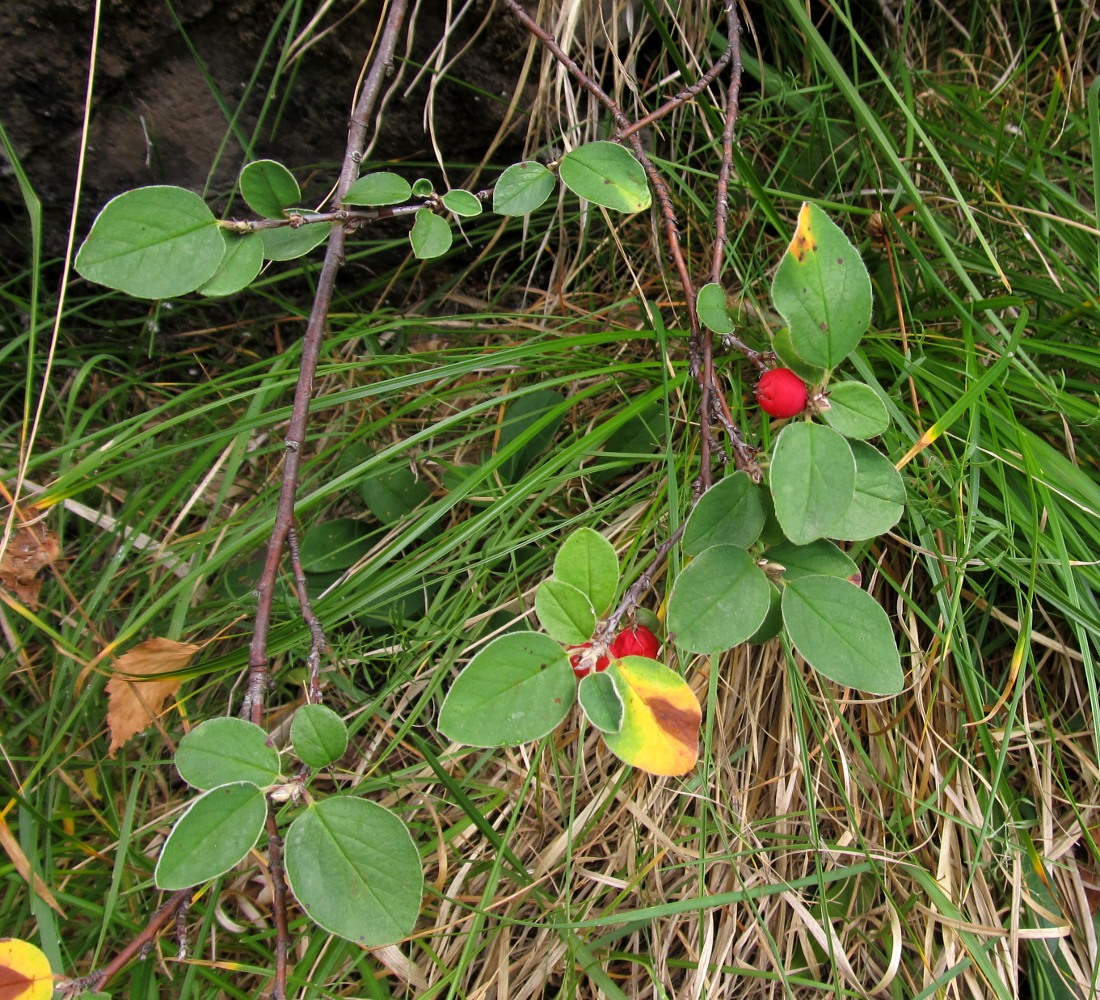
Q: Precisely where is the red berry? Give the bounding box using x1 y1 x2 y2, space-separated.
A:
609 624 660 660
568 642 609 678
755 368 807 419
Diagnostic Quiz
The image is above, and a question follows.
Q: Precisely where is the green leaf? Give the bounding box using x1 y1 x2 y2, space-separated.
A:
578 670 624 733
358 466 431 524
411 177 434 197
771 325 827 383
493 161 557 216
747 584 783 644
343 172 412 207
697 282 736 334
174 718 281 790
782 576 903 694
771 202 872 369
154 782 268 890
765 539 861 585
535 578 597 644
820 381 891 440
497 388 566 481
284 798 422 947
290 704 349 769
769 422 855 544
75 185 224 298
438 632 575 746
828 441 906 541
199 231 264 297
409 210 452 259
683 472 767 555
441 189 483 217
666 545 772 653
258 222 332 261
558 141 651 213
239 159 301 218
299 518 374 573
552 527 619 617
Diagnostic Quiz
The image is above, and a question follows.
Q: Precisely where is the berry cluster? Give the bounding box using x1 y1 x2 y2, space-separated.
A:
568 624 660 678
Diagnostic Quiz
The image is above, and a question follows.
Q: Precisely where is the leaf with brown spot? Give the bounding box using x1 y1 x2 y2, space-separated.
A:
0 510 59 610
0 938 54 1000
106 638 199 757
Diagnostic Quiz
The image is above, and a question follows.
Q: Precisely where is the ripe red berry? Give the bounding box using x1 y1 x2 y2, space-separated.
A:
755 368 808 419
609 624 660 660
568 642 609 678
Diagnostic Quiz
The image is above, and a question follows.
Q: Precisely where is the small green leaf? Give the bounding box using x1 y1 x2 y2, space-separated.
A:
258 222 332 261
438 632 575 746
154 782 268 890
747 584 783 644
199 231 264 297
558 141 651 213
299 518 374 573
290 704 349 769
552 527 619 617
667 545 772 653
828 441 906 541
75 185 224 298
283 798 422 947
771 326 827 383
239 159 301 218
697 282 735 334
765 539 860 585
409 210 452 259
175 718 280 790
821 381 891 440
769 422 855 544
578 670 624 733
441 189 483 217
411 178 435 197
535 578 597 644
782 576 903 694
771 202 872 369
493 161 557 216
497 388 566 481
683 472 767 555
343 172 412 207
358 466 431 524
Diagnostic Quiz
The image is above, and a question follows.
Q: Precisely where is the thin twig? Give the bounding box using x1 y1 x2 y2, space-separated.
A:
287 525 329 704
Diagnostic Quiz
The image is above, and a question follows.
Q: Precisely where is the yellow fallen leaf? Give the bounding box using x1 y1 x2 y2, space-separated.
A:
0 938 54 1000
106 638 199 757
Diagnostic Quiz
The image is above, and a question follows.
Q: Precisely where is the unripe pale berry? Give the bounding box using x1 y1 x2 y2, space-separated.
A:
755 368 808 418
609 624 660 660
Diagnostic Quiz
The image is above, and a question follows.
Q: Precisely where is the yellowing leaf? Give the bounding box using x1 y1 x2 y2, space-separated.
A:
601 656 701 776
0 938 54 1000
106 638 199 757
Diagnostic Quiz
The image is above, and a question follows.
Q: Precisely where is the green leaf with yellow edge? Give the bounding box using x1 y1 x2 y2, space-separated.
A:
600 656 701 776
0 938 54 1000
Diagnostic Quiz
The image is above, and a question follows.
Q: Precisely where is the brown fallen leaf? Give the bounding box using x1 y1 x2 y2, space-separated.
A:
106 638 199 757
0 509 60 610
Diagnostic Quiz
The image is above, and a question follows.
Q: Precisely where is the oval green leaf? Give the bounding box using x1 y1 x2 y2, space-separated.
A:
409 210 452 259
578 670 624 733
666 545 771 653
175 717 280 790
437 632 575 746
343 171 412 207
747 584 783 644
535 578 596 644
493 161 557 216
769 422 855 544
821 381 890 440
782 575 903 694
239 159 301 218
299 518 374 573
771 325 827 383
497 388 566 481
552 527 619 617
558 141 651 213
411 177 435 197
284 798 422 947
258 221 332 261
828 441 906 541
75 185 224 298
697 282 735 334
764 538 860 585
154 782 268 890
290 704 349 769
358 466 431 524
771 202 872 369
199 230 264 297
442 189 483 217
683 472 767 555
600 657 701 776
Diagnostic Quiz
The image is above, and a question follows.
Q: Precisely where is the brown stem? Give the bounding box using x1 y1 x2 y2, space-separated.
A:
265 807 292 1000
287 524 329 704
